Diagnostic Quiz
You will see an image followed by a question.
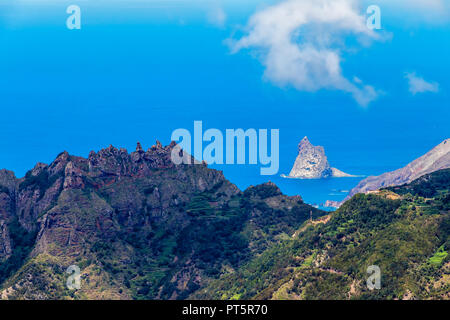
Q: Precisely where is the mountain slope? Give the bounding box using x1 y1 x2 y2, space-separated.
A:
0 142 324 300
196 169 450 300
1 143 448 300
345 139 450 201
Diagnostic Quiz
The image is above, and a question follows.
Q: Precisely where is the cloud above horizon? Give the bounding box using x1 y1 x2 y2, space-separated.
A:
228 0 383 106
405 72 440 95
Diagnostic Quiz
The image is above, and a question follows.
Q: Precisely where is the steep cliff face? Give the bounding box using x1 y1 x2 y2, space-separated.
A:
0 170 16 262
0 222 12 261
284 137 354 179
0 170 16 222
344 139 450 201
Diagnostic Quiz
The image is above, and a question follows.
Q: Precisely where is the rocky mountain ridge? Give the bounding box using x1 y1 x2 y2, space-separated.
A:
0 141 322 299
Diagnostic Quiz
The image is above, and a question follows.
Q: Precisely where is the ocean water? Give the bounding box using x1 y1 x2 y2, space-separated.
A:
0 2 448 208
216 164 365 210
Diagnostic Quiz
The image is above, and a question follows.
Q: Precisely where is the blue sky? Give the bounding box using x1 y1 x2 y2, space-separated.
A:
0 1 449 196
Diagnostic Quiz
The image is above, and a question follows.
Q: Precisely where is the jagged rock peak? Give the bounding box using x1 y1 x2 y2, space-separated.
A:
92 145 125 159
298 136 312 149
106 144 118 152
55 151 70 160
0 169 16 191
150 140 163 150
0 169 16 180
89 142 179 159
284 137 354 179
23 141 195 187
262 181 282 193
31 163 48 176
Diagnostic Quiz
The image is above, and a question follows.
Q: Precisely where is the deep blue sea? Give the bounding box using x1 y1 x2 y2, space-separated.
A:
0 1 449 207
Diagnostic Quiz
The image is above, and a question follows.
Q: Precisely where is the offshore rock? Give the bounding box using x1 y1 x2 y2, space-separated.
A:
284 137 355 179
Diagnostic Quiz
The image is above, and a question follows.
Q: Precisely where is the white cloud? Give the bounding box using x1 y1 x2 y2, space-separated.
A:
228 0 383 106
405 72 440 95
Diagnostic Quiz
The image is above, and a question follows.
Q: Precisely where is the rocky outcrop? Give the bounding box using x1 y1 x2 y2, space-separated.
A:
324 200 341 209
0 141 240 249
341 138 450 204
0 221 12 261
0 170 17 191
283 137 355 179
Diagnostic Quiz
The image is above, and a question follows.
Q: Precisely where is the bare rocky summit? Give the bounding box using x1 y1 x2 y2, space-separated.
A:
283 137 354 179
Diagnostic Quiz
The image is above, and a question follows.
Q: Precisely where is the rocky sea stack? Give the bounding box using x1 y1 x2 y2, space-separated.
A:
283 137 355 179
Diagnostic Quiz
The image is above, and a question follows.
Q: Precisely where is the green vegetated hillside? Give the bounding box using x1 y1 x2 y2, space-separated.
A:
194 169 450 300
0 143 448 300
